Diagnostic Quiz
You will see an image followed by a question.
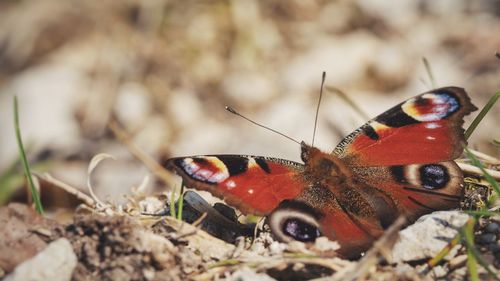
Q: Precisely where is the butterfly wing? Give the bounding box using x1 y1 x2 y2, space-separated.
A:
165 155 308 215
330 87 476 216
333 87 477 166
350 161 464 221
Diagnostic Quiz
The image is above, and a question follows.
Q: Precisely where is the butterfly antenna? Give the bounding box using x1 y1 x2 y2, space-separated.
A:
225 106 301 145
311 71 326 147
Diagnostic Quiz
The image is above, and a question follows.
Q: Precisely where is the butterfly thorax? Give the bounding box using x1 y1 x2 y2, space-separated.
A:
300 142 352 186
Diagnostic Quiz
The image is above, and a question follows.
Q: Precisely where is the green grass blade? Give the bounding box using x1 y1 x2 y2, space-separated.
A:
326 87 370 120
465 148 500 196
466 240 500 281
208 259 241 269
176 186 184 220
466 244 479 281
422 57 437 88
13 96 44 214
461 218 500 281
465 91 500 140
427 233 461 267
464 210 500 217
461 219 479 281
169 185 177 217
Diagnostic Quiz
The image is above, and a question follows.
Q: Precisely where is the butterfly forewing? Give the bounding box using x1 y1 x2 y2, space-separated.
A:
165 155 307 215
333 87 477 166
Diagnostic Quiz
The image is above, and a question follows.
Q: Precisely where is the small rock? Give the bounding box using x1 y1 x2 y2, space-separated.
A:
478 233 497 244
228 266 276 281
391 211 469 262
485 222 500 234
0 203 59 273
489 243 500 253
269 241 286 255
449 254 468 270
4 238 77 281
430 265 447 278
313 237 340 252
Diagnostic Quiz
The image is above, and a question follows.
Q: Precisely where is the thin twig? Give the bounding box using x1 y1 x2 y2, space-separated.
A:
192 212 208 227
35 172 96 207
457 162 500 180
337 216 407 281
108 120 177 187
326 86 371 120
465 149 500 165
422 57 437 88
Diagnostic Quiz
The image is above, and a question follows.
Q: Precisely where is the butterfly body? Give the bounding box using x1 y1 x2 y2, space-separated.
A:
166 87 477 258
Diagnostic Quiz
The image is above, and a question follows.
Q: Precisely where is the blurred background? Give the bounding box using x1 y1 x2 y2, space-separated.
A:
0 0 499 212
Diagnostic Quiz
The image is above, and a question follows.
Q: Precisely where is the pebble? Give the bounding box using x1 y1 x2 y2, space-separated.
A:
449 254 468 270
490 243 500 253
479 233 497 244
4 238 77 281
485 222 500 234
391 211 469 262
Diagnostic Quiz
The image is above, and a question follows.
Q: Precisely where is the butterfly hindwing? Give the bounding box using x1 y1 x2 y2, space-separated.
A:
350 161 464 221
333 87 477 166
165 155 308 215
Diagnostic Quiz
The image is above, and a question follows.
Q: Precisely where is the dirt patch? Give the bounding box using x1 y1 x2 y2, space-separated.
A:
0 203 58 273
57 213 203 281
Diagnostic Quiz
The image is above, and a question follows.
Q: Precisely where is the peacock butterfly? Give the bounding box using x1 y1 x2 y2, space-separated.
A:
165 86 477 258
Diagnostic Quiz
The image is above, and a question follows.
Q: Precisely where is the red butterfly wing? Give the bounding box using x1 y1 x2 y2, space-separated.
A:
350 161 464 222
165 155 308 215
333 87 477 166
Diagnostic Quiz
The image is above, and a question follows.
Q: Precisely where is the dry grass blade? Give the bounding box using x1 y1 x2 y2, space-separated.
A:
108 120 177 188
465 149 500 165
326 86 371 121
465 148 500 195
87 153 115 208
422 57 437 88
427 232 462 268
191 212 208 227
457 162 500 180
36 172 95 207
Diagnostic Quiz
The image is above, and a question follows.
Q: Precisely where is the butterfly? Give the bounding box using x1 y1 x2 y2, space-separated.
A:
165 87 477 258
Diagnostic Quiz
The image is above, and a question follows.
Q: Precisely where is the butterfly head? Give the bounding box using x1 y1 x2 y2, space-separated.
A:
300 141 321 164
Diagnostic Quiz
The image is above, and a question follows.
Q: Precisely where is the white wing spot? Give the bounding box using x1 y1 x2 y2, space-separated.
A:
181 158 199 175
225 180 236 190
209 172 229 183
425 122 441 129
194 169 213 181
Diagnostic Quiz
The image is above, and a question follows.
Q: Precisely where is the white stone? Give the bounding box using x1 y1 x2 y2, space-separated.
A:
5 238 77 281
227 266 276 281
392 211 469 262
